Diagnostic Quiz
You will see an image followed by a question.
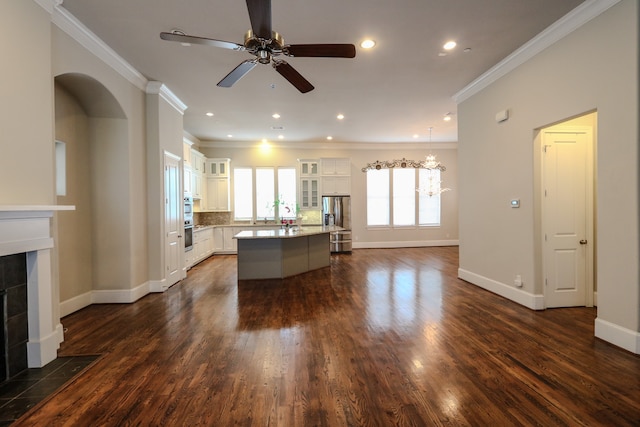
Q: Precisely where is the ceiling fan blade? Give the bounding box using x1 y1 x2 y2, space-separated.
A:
246 0 272 39
217 60 258 88
285 44 356 58
160 32 244 51
273 60 314 93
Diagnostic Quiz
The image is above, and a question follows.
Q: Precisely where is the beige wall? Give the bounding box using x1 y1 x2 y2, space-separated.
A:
146 91 185 281
458 1 638 348
199 142 459 246
54 85 93 301
0 1 54 205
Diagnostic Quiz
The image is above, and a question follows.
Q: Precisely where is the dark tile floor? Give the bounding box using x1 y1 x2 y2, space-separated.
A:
0 355 100 425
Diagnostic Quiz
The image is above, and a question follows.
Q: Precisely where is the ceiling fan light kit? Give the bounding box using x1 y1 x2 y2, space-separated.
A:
160 0 356 93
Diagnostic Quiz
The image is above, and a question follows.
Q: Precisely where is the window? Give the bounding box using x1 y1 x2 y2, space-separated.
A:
366 169 389 226
366 168 442 227
393 168 415 226
255 168 275 219
55 140 66 196
277 168 297 219
418 169 442 226
233 167 297 221
233 168 252 220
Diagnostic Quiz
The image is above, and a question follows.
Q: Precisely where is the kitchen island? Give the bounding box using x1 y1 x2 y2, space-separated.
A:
234 226 340 280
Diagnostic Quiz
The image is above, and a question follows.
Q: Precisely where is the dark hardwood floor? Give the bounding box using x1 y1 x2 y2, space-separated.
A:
14 247 640 426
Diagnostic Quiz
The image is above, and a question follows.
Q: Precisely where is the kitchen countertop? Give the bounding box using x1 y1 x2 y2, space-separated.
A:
194 223 323 229
234 225 343 239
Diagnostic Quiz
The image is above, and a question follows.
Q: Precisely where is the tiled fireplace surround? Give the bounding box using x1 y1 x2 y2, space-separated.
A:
0 207 72 379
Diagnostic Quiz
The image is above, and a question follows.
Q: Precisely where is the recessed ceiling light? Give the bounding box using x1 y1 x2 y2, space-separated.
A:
227 134 233 138
272 113 280 119
327 136 333 140
360 39 376 49
443 41 457 50
444 115 452 122
336 114 344 120
278 135 284 139
205 112 214 117
413 134 419 139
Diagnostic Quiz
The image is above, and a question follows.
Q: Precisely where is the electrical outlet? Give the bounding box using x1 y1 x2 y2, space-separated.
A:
514 275 523 287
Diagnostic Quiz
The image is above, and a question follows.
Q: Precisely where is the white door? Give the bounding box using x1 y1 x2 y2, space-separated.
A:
165 152 183 286
542 129 592 308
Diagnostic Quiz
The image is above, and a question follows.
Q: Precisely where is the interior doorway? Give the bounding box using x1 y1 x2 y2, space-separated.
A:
538 113 596 308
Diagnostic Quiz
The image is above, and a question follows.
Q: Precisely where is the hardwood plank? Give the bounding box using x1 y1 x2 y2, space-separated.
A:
13 247 640 426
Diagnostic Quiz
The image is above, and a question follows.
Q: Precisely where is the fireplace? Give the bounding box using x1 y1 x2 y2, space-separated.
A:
0 206 74 370
0 253 28 382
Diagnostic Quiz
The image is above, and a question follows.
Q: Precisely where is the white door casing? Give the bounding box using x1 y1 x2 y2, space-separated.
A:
164 152 183 287
542 128 593 308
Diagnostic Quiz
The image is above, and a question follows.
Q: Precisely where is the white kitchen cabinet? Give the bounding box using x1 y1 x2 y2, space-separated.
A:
191 227 214 266
320 158 351 176
191 150 206 174
300 160 318 176
183 141 193 167
222 227 238 253
300 178 320 209
213 227 224 252
299 159 320 210
207 158 230 177
322 176 351 195
192 172 203 200
320 157 350 195
184 165 193 195
205 177 230 211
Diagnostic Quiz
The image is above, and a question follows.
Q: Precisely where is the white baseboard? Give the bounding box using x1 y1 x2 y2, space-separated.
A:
92 281 150 304
149 278 168 293
60 291 93 317
352 240 459 249
60 281 151 317
458 268 545 310
595 318 640 354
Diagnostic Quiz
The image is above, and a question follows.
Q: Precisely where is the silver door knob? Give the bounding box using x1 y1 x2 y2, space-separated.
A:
579 239 587 245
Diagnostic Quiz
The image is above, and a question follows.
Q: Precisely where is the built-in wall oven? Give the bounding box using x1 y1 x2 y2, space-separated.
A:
184 196 193 251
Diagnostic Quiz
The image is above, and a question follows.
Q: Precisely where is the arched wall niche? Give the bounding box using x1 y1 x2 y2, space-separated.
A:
54 72 132 314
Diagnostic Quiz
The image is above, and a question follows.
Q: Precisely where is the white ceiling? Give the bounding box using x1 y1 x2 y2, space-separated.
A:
60 0 585 145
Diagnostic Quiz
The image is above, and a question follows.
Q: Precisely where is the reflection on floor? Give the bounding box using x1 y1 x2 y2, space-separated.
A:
0 355 100 425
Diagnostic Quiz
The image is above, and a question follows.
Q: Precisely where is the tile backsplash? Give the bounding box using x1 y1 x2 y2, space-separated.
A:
194 210 323 226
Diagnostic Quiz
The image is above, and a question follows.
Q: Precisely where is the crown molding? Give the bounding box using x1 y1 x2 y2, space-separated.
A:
199 140 457 151
146 82 188 115
34 0 62 14
50 3 148 91
453 0 621 103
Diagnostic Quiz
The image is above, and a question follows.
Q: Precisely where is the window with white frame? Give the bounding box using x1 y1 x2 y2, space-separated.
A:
233 168 253 220
233 166 297 222
366 168 442 227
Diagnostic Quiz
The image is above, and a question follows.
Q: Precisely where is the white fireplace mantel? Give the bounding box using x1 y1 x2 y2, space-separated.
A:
0 205 74 367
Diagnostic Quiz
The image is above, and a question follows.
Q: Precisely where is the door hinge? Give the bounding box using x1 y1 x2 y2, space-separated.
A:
545 278 548 286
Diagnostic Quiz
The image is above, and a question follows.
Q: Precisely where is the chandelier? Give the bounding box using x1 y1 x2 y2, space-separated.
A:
416 127 450 197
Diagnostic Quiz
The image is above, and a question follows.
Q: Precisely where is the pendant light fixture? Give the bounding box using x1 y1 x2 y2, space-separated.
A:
417 127 450 197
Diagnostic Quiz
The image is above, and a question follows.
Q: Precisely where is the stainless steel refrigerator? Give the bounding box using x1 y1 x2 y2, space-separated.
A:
322 196 352 252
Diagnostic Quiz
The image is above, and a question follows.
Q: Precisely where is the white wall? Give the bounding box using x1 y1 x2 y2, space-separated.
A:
199 141 459 247
457 0 639 352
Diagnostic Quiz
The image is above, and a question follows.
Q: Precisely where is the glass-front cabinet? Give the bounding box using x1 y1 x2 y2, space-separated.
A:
299 159 320 209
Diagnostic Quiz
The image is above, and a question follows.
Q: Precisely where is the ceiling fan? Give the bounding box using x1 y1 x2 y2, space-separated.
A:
160 0 356 93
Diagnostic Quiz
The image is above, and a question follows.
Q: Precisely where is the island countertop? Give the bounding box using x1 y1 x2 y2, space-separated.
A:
234 225 343 240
